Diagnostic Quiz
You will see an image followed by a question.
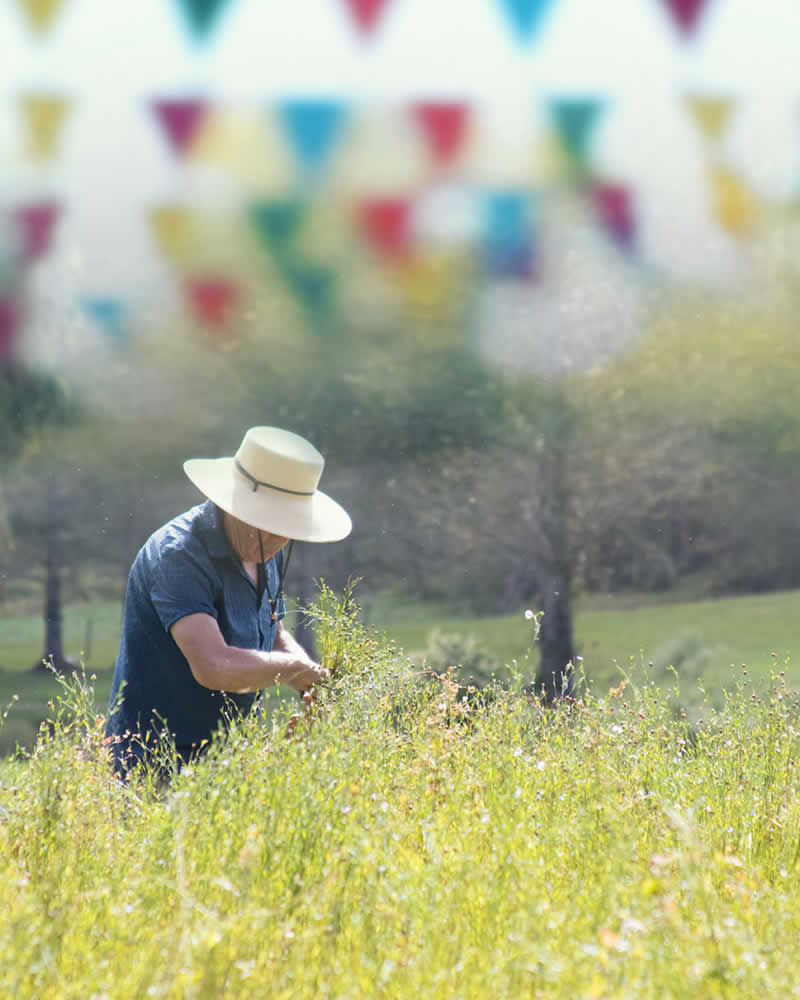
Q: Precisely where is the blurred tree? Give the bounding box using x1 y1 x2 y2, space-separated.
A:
0 365 76 465
0 365 79 608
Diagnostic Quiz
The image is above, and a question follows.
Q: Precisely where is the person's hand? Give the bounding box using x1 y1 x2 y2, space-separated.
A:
285 659 329 694
286 688 322 738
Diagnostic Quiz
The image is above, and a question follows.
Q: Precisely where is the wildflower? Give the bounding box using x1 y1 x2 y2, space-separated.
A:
524 609 535 620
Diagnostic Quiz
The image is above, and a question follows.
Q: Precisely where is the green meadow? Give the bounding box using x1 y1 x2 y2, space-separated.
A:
0 588 799 999
0 586 795 755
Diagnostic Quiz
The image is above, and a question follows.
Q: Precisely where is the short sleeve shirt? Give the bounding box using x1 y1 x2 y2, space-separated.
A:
105 500 285 752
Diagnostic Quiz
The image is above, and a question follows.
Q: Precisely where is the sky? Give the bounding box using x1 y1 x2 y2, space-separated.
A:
1 0 799 373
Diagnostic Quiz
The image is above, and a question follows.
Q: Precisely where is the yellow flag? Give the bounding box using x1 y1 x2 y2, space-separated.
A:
188 109 293 193
685 95 735 147
709 165 759 237
148 205 193 265
20 94 72 160
393 251 473 328
15 0 66 35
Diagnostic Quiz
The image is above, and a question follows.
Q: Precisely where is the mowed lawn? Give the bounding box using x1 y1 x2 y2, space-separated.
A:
0 588 796 755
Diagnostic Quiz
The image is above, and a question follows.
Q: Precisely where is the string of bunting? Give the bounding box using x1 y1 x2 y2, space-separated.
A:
11 0 717 45
3 0 773 352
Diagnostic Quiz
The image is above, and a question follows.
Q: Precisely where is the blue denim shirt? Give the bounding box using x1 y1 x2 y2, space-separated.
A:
105 500 285 761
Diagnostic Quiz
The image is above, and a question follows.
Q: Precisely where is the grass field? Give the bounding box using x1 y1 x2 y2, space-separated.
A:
1 592 799 998
0 587 795 756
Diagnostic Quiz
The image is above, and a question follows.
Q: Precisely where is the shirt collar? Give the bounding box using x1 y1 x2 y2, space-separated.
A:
195 500 234 560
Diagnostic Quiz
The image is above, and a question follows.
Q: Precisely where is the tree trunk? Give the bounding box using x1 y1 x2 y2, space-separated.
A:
535 572 575 701
36 523 70 673
534 390 576 701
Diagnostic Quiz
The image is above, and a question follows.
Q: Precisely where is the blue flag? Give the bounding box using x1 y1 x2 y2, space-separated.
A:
278 100 347 173
82 298 126 342
497 0 555 42
484 191 537 278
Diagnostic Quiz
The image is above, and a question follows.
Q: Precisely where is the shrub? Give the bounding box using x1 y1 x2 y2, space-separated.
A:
422 628 499 688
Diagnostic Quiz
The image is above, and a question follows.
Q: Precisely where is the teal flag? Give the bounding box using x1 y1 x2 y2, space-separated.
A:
174 0 233 41
278 100 347 173
248 199 306 256
548 97 606 171
497 0 555 42
283 260 337 327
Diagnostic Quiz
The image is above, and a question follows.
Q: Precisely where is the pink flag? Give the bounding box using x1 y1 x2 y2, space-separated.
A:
0 297 22 365
15 201 62 261
185 277 238 329
341 0 391 35
592 182 635 249
359 198 413 261
152 99 209 156
413 103 470 165
659 0 711 36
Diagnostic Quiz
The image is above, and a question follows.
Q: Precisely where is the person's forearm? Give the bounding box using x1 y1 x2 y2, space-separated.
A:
204 645 319 694
273 622 314 663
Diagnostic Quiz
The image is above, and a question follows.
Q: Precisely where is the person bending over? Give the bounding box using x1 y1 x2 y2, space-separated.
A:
105 426 351 777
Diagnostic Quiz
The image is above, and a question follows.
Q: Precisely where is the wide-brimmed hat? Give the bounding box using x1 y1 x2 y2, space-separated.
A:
184 426 351 543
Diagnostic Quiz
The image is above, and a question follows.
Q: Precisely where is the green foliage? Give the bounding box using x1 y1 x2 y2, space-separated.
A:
422 628 499 688
650 629 717 677
2 621 800 997
0 366 79 464
306 578 389 683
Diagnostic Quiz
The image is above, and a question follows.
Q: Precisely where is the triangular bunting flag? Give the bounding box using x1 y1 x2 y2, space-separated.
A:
591 182 636 250
282 260 337 322
14 0 66 36
15 201 62 261
149 204 193 264
496 0 555 43
81 298 126 342
19 94 72 160
394 252 471 323
278 100 347 173
0 297 22 366
341 0 391 36
152 99 210 156
684 95 735 147
484 191 537 278
249 199 306 257
185 277 238 327
708 165 759 237
413 103 470 166
658 0 711 37
359 198 413 261
548 97 606 173
174 0 233 41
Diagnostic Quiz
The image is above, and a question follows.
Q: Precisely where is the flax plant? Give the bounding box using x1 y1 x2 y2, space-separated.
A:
0 594 799 998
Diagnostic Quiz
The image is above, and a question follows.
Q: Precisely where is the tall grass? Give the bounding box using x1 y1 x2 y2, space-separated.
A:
1 588 799 998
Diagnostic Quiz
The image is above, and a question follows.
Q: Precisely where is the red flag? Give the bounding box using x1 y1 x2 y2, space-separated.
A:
15 201 62 261
359 198 413 261
185 277 238 328
659 0 710 36
152 99 209 156
413 103 470 165
592 182 635 249
341 0 391 35
0 297 22 366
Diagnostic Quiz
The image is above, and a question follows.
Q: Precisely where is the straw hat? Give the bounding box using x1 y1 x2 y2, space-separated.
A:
183 426 351 543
